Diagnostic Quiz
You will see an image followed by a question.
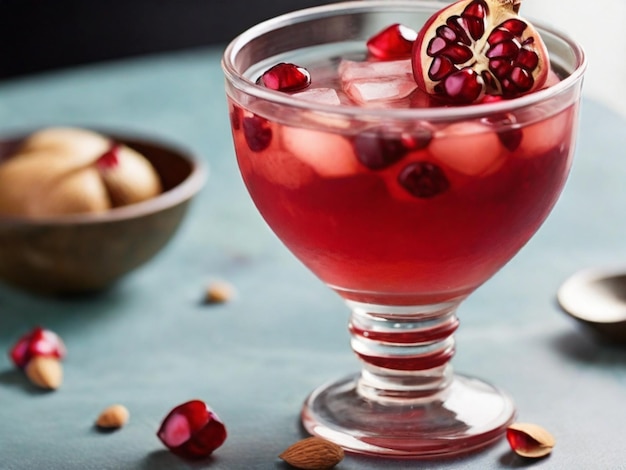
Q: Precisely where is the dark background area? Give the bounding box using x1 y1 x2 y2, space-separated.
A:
0 0 336 79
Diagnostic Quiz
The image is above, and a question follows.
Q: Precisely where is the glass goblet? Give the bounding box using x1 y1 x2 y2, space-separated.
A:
222 0 586 457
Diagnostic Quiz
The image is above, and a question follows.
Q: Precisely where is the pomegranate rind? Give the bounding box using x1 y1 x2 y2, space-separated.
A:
412 0 550 104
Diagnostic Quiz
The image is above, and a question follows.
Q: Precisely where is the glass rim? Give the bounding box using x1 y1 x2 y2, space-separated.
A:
222 0 587 120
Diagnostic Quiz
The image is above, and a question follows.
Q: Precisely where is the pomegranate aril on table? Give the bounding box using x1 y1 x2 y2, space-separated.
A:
157 400 227 459
10 326 66 369
9 326 66 390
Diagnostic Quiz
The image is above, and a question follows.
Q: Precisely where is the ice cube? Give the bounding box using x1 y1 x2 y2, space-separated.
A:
430 122 504 176
281 126 360 177
517 106 572 158
339 59 413 82
292 87 341 105
344 77 417 105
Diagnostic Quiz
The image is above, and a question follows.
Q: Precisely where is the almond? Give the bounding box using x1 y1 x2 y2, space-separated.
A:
279 437 344 470
96 404 130 429
205 280 236 304
24 356 63 390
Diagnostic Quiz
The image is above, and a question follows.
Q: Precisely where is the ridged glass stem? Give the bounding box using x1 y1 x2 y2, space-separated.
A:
346 300 461 404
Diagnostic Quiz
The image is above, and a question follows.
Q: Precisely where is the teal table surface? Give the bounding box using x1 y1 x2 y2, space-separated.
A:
1 46 626 470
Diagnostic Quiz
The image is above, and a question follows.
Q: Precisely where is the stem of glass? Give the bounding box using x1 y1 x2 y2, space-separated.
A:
347 299 461 405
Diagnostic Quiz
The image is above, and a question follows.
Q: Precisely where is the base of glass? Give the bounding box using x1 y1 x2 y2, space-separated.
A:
301 373 515 457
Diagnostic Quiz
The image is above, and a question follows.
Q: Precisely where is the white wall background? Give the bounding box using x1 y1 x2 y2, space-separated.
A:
522 0 625 114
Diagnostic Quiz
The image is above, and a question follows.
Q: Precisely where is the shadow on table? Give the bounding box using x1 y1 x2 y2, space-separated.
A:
499 450 552 468
0 368 56 395
139 450 219 470
550 329 626 365
0 281 131 345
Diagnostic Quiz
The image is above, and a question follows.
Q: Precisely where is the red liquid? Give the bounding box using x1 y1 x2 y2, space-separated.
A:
229 59 578 306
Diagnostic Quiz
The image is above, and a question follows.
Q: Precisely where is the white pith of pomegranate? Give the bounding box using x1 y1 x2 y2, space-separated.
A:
412 0 549 104
430 122 504 175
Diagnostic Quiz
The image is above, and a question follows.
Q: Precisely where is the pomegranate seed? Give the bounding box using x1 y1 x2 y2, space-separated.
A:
429 56 456 81
443 44 474 64
447 16 472 45
9 326 66 369
398 162 450 199
242 115 272 152
96 144 120 169
438 69 483 104
487 40 520 60
367 23 417 60
500 18 527 36
157 400 227 460
260 62 311 92
487 28 514 46
463 0 487 40
353 129 409 170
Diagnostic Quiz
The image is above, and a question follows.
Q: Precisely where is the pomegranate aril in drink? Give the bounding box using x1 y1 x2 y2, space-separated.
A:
157 400 227 459
243 114 273 152
259 62 311 92
353 129 410 170
398 162 450 198
367 23 417 60
412 0 549 104
9 326 66 369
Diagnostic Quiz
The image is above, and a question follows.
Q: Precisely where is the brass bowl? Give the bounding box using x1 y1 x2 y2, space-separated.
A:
0 130 206 295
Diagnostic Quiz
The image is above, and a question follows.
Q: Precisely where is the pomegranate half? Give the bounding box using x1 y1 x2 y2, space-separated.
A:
412 0 549 104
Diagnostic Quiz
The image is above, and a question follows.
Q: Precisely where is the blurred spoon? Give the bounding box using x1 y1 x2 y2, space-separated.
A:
557 267 626 343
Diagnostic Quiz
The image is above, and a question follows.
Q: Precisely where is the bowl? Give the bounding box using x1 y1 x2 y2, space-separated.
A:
557 266 626 343
0 129 206 295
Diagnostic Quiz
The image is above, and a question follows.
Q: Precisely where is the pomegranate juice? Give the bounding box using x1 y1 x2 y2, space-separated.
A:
229 48 577 305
